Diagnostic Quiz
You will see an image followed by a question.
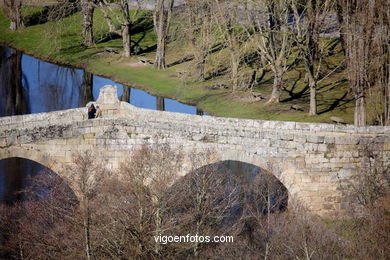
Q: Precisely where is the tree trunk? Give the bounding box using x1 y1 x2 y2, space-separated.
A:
386 75 390 126
82 71 93 106
335 1 346 55
354 95 366 126
195 57 206 82
154 23 166 69
122 22 131 57
119 0 131 57
121 86 131 102
379 3 390 125
342 0 374 126
305 0 320 116
309 79 317 116
231 51 239 92
196 108 204 116
154 34 166 69
153 0 174 70
83 202 92 260
156 96 165 111
81 0 95 47
7 49 25 115
267 71 283 103
386 58 390 125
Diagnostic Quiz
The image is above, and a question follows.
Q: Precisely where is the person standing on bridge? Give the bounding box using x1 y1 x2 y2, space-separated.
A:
95 105 102 118
88 104 96 119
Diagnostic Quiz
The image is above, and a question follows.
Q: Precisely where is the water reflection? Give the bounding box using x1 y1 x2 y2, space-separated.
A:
0 48 29 116
81 71 93 106
0 45 205 116
121 86 131 102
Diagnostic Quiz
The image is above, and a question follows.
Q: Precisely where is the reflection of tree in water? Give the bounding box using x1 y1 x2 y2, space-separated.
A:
37 61 86 110
81 71 93 106
121 86 131 102
156 96 165 111
0 47 29 116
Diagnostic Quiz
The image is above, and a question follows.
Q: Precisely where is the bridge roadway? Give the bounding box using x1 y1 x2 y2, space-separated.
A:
1 85 389 217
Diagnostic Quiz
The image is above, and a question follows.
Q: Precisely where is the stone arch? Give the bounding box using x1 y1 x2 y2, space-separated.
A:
181 148 302 211
0 147 62 175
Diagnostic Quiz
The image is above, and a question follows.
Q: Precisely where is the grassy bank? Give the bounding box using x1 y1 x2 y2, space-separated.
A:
0 7 355 123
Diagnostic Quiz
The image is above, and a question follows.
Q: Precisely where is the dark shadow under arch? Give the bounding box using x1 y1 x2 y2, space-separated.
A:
197 160 288 214
0 157 76 205
166 160 288 226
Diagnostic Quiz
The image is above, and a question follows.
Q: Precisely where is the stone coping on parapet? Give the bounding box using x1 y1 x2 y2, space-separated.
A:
0 101 389 136
119 102 390 135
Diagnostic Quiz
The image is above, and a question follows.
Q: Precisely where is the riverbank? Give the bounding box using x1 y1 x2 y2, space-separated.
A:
0 8 355 123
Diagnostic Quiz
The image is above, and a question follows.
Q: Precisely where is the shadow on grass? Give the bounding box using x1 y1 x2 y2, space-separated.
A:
318 91 353 114
167 55 194 67
318 79 348 93
140 44 157 54
188 91 230 104
167 44 225 68
131 15 154 35
281 71 309 102
24 3 79 27
204 67 229 81
95 32 122 44
57 45 94 62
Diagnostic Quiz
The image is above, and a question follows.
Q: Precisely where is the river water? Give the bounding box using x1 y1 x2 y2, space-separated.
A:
0 45 204 204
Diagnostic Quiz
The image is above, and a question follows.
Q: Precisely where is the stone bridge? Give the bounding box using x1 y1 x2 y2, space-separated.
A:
1 85 389 217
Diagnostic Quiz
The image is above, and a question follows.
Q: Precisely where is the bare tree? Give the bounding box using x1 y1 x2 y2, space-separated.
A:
213 0 248 91
63 151 107 260
167 154 240 257
184 0 215 82
153 0 174 69
245 0 296 103
372 0 390 125
99 0 144 57
113 144 182 258
337 0 378 126
292 0 335 115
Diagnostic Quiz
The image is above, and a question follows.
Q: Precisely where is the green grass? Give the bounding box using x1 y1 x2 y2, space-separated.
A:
0 8 356 123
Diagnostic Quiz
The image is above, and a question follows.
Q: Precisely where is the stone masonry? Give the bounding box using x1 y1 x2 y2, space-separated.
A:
0 85 389 217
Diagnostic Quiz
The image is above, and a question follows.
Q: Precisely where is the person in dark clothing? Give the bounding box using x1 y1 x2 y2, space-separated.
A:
88 104 96 119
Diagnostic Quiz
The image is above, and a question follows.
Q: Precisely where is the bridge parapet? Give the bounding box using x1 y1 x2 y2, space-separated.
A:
0 108 86 131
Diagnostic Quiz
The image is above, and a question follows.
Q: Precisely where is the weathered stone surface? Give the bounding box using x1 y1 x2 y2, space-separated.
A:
1 85 389 217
